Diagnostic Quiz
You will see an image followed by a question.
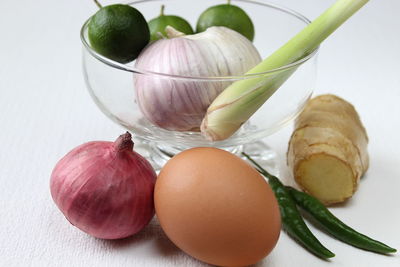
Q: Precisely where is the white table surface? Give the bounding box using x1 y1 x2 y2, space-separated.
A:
1 0 399 266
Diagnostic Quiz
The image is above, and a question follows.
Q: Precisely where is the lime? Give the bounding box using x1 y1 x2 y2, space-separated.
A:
88 4 150 63
148 5 194 41
196 2 254 41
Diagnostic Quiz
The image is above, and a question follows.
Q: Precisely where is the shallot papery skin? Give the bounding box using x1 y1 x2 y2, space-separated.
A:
50 132 157 239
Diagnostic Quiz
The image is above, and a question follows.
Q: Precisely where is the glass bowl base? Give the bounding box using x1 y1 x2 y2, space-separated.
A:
133 140 280 177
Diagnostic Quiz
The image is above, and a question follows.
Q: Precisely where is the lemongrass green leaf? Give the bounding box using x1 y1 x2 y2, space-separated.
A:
201 0 369 141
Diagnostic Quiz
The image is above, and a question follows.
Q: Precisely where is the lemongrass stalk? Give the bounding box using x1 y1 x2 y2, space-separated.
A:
201 0 369 141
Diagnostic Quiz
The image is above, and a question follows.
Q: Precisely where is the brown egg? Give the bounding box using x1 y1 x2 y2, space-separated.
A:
155 147 281 267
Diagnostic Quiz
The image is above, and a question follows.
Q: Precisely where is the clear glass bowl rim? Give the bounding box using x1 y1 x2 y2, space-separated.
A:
80 0 319 81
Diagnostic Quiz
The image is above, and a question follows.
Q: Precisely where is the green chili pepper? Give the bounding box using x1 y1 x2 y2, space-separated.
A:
242 153 335 259
286 186 397 254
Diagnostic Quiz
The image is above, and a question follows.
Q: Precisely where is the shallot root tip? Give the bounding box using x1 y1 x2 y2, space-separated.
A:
114 132 134 152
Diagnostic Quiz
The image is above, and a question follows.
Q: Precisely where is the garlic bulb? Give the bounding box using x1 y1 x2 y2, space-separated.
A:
134 26 261 131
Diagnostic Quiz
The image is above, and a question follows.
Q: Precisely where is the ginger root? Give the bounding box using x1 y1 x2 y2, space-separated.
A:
287 94 369 205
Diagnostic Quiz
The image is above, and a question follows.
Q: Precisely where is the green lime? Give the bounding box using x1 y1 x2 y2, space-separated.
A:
148 5 194 41
196 2 254 41
88 4 150 63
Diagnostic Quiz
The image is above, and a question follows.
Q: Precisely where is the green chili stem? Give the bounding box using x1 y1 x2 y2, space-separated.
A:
242 152 273 180
243 152 396 256
242 153 335 259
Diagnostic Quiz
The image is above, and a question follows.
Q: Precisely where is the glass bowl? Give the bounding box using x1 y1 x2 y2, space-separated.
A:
80 0 318 172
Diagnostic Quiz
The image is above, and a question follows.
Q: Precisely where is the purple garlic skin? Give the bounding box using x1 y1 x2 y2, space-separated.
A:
134 27 262 131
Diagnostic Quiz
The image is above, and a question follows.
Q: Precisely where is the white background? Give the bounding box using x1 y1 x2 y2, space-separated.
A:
1 0 399 266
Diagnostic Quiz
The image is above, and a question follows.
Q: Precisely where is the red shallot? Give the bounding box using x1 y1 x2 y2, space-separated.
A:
50 132 156 239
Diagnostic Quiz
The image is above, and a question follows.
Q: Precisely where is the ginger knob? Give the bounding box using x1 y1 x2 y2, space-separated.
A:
287 94 369 205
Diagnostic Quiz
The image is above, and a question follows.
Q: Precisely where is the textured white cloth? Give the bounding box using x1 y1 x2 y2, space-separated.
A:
0 0 399 266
